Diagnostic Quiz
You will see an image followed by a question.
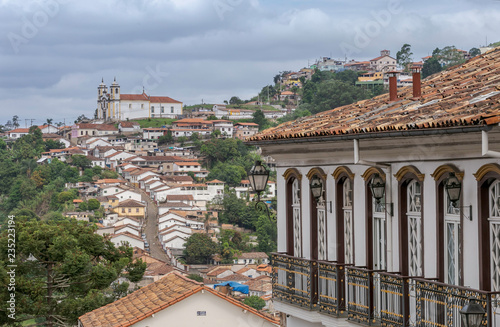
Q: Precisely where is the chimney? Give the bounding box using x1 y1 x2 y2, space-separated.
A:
387 71 398 102
412 66 422 98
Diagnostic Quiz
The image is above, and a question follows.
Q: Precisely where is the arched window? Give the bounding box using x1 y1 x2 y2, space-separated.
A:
284 169 302 257
395 166 425 277
475 163 500 291
432 165 464 286
333 167 355 265
363 167 387 270
307 168 327 261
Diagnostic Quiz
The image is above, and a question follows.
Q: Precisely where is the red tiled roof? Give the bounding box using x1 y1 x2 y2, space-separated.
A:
120 93 149 101
9 128 30 133
119 121 139 127
116 199 146 208
79 273 278 327
149 96 182 104
249 47 500 142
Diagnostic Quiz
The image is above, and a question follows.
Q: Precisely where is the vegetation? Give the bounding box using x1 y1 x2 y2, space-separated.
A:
0 218 145 326
133 118 176 128
243 295 266 311
183 233 219 264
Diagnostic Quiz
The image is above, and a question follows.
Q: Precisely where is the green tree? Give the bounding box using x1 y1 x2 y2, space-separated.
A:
469 47 481 58
178 136 188 147
0 219 145 326
252 109 269 131
183 233 218 264
229 96 243 105
87 198 101 211
44 139 65 151
243 295 266 311
69 154 92 170
396 44 413 72
422 57 443 78
158 130 173 145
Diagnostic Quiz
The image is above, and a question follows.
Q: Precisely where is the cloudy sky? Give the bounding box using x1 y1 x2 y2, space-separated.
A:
0 0 499 126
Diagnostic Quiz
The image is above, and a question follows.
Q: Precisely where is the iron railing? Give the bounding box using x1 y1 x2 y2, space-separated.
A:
379 272 411 327
318 261 346 316
346 266 382 325
271 253 317 309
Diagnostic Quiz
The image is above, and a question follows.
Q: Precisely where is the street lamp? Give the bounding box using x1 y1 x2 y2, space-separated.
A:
369 173 393 216
445 172 472 220
309 175 324 203
248 160 273 222
459 298 485 327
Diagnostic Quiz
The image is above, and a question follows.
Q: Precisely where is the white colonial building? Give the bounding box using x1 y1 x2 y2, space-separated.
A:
248 48 500 327
95 78 182 121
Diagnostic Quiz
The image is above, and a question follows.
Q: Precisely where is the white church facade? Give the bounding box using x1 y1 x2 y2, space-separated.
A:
95 78 183 121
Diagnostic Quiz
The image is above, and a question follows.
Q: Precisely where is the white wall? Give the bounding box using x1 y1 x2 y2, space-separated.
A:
132 291 277 327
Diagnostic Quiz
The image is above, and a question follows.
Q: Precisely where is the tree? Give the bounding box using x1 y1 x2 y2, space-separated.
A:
12 115 19 128
252 109 269 131
74 114 90 124
87 198 101 211
229 96 243 105
243 295 266 311
469 47 481 58
190 132 200 142
44 139 65 151
422 57 442 78
46 118 53 125
0 219 145 326
69 154 92 170
158 130 173 145
183 233 218 264
396 44 413 72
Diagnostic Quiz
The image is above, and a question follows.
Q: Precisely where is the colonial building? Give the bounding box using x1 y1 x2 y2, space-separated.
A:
248 47 500 326
95 78 182 121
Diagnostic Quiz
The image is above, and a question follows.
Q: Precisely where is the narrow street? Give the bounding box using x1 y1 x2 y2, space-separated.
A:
140 190 171 263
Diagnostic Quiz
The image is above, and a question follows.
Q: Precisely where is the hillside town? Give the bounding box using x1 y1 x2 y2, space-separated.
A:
2 40 500 327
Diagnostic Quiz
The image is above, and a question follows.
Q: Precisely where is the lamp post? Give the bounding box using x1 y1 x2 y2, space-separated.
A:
309 175 324 204
459 298 485 327
248 160 273 222
445 172 473 220
369 173 393 216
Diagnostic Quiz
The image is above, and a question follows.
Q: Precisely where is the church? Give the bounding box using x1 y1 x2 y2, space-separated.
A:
95 78 183 121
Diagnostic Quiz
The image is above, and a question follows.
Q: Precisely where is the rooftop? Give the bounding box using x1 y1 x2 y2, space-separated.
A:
249 47 500 143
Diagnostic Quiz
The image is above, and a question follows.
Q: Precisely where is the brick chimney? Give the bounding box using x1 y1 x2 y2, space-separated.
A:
387 71 398 102
412 66 422 98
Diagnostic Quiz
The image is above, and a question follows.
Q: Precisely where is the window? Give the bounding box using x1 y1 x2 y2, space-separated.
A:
171 106 174 113
407 180 422 276
121 208 125 213
343 179 354 265
136 208 139 213
490 180 500 290
373 192 386 270
444 190 460 285
128 208 132 213
141 104 144 109
129 104 131 108
151 106 154 112
161 106 164 113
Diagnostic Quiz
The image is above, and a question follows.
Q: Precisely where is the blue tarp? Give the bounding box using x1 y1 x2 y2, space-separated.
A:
213 281 249 294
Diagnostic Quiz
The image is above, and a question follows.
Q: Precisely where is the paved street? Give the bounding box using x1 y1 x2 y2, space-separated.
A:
139 190 171 263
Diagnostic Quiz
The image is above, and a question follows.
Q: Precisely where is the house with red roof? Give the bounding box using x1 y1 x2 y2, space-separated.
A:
7 128 30 139
95 78 183 121
78 272 279 327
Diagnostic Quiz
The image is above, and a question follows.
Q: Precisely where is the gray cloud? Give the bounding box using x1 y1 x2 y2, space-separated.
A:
0 0 499 124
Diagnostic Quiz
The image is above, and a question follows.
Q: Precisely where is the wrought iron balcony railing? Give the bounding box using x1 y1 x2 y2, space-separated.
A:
318 261 346 317
346 266 384 325
379 272 411 327
271 252 317 310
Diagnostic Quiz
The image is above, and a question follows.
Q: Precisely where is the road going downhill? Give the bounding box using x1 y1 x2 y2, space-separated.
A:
139 190 170 263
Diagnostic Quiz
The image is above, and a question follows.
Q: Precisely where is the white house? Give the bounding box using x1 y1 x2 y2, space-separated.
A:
114 217 141 228
78 272 279 327
247 48 500 327
95 79 183 121
115 189 142 203
110 232 144 250
118 121 141 133
8 128 30 139
211 120 234 138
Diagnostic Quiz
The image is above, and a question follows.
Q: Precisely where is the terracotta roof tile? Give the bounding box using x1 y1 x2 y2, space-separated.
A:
249 47 500 142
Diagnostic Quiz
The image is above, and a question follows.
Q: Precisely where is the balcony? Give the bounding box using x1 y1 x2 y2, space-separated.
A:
271 253 500 326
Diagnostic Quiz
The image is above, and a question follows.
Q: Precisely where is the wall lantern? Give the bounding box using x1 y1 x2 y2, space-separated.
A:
445 172 472 220
459 298 485 327
248 160 273 222
309 175 324 203
369 173 393 216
